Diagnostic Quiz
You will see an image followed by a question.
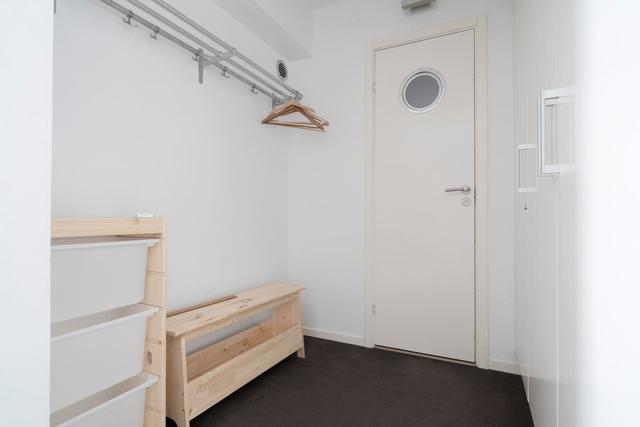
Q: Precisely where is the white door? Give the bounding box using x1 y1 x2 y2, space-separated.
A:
373 29 476 362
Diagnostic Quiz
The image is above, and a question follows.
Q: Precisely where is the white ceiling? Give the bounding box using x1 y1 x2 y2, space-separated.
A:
215 0 343 59
305 0 344 10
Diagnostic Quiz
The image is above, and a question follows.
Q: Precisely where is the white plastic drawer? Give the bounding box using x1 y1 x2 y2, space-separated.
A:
51 237 157 322
73 386 145 427
50 372 157 427
51 311 153 412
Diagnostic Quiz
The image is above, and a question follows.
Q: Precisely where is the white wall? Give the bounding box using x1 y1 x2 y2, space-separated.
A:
0 1 53 424
575 1 640 425
53 0 292 310
288 0 516 366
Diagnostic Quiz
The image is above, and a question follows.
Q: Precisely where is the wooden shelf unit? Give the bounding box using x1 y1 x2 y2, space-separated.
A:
166 283 305 427
51 218 167 427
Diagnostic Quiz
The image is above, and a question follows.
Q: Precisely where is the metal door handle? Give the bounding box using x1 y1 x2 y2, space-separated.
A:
445 185 471 194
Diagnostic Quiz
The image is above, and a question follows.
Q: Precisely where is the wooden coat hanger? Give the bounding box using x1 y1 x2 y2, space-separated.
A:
262 100 330 132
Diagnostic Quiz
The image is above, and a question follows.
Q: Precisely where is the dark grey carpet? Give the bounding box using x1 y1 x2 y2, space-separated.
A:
167 337 533 427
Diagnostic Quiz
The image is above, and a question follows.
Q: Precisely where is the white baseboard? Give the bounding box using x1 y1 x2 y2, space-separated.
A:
303 327 366 347
302 329 521 375
489 359 521 375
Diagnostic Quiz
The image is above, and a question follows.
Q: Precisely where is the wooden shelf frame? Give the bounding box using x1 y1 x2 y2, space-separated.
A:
52 217 167 427
166 283 304 427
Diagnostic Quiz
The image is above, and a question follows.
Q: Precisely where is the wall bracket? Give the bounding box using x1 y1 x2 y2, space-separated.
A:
197 49 235 84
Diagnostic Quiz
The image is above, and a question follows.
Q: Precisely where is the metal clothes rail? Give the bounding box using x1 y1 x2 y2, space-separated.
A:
97 0 303 104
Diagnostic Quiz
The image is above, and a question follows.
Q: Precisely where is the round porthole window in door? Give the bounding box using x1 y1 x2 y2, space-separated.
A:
400 69 446 113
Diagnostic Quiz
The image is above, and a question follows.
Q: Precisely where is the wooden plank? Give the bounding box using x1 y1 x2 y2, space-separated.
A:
167 283 303 337
186 320 274 381
144 293 165 424
166 336 189 427
294 295 305 358
144 310 166 343
168 294 237 317
52 217 165 238
144 271 165 308
272 300 296 335
186 325 303 420
145 240 165 273
183 294 298 342
271 295 304 357
143 377 165 427
144 337 164 376
143 220 166 427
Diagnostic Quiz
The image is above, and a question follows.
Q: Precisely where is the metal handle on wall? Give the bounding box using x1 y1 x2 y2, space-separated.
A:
537 87 576 177
517 144 537 193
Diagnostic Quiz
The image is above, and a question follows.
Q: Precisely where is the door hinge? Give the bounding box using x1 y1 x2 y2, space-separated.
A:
372 304 377 315
372 82 376 92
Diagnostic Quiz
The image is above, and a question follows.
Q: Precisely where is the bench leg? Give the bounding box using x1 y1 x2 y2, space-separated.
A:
167 336 190 427
171 416 189 427
272 294 306 359
295 296 305 358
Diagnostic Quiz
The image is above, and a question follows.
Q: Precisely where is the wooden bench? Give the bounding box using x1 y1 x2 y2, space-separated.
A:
165 283 305 427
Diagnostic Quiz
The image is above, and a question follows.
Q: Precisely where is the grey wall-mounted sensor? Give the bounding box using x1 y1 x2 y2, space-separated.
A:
402 0 435 10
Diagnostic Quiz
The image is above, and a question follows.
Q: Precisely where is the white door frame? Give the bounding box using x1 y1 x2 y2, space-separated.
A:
364 15 489 369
